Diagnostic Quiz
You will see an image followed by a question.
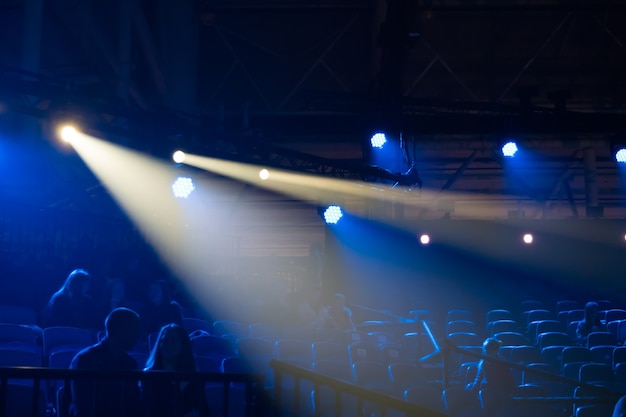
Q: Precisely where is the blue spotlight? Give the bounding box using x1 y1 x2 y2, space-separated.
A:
370 133 387 149
171 177 195 199
502 141 518 158
616 148 626 164
323 205 343 225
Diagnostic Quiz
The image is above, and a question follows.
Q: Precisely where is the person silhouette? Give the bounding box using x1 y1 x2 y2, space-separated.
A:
142 323 209 417
69 308 142 417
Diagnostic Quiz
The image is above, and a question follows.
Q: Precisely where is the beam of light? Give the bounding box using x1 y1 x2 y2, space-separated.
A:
502 141 518 158
173 150 186 164
66 134 245 320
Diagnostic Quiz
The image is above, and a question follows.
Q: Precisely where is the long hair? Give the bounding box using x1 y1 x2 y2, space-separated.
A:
144 323 197 372
53 269 91 298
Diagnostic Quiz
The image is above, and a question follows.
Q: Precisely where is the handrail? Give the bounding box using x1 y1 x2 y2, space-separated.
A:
442 339 623 407
0 366 266 417
270 359 449 417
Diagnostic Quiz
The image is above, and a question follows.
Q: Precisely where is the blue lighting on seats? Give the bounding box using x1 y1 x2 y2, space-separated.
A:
370 133 387 149
502 141 518 158
323 205 343 225
616 148 626 164
171 177 195 199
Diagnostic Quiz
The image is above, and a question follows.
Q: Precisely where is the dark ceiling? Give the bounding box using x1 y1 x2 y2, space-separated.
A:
1 0 626 219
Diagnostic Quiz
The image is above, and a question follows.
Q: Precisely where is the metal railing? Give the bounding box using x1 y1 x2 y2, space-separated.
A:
270 359 449 417
0 366 266 417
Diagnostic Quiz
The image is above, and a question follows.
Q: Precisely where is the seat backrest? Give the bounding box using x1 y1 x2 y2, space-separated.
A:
275 339 313 363
488 320 520 336
578 362 614 384
561 346 592 369
532 320 565 343
212 320 246 337
236 337 274 359
494 331 527 347
613 346 626 370
191 335 236 357
586 332 617 349
312 341 348 362
556 300 580 313
248 323 280 341
589 345 616 367
447 332 481 348
0 324 43 355
48 349 79 369
446 320 476 336
182 317 212 334
604 309 626 323
486 310 512 325
523 310 554 329
509 345 543 364
43 327 94 358
537 332 571 351
347 341 379 364
446 309 473 323
312 359 354 381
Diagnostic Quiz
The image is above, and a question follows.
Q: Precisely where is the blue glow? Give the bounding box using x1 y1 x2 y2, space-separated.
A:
502 141 518 158
616 148 626 164
323 205 343 225
370 133 387 149
171 177 195 199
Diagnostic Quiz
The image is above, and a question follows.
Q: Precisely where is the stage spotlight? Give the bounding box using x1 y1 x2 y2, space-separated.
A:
259 169 270 180
522 233 533 245
323 205 343 225
615 148 626 164
59 126 79 143
171 177 195 199
172 150 186 164
419 234 430 245
502 141 518 158
370 133 387 149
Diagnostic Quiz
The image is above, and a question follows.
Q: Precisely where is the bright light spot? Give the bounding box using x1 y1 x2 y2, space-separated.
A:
171 177 194 199
172 150 186 164
370 133 387 149
60 126 79 143
522 233 533 244
502 141 518 158
616 148 626 163
623 233 626 242
419 234 430 245
323 205 343 225
259 169 270 180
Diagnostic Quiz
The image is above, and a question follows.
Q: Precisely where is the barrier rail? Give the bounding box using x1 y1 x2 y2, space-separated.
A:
0 366 266 417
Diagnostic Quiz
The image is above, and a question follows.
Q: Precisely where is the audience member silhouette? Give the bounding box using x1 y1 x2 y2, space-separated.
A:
69 307 142 417
614 395 626 417
141 280 184 336
575 301 606 346
142 323 210 417
324 293 356 332
45 269 100 329
466 337 515 397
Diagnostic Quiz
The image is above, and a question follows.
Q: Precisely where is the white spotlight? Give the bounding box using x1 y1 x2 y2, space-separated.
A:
172 150 186 164
522 233 534 244
171 177 195 199
502 141 518 158
419 234 430 245
259 169 270 180
60 126 79 143
370 133 387 149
